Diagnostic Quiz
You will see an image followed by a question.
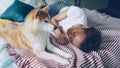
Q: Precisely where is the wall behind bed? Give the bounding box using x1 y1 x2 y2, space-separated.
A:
80 0 109 10
19 0 76 8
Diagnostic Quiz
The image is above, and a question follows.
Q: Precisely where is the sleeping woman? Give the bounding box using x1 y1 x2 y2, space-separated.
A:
43 1 102 53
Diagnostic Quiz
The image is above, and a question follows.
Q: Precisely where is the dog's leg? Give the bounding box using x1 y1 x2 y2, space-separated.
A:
32 40 70 65
47 37 72 59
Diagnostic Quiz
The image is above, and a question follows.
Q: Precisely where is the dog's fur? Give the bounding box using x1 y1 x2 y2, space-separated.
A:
0 7 72 65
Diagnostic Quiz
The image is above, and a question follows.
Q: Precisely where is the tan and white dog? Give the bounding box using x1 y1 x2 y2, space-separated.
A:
0 7 72 65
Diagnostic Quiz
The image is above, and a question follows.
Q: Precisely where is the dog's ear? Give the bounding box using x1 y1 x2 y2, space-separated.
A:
36 4 47 10
36 4 49 12
40 4 47 9
25 7 49 23
35 10 49 21
35 10 42 18
25 8 40 23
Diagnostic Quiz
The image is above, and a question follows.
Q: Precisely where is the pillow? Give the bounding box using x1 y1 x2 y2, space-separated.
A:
0 0 34 22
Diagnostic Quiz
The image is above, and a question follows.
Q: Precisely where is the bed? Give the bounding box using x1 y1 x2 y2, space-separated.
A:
0 0 120 68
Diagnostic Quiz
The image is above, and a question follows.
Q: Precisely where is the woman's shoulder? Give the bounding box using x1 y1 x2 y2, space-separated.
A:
69 6 83 12
67 6 84 16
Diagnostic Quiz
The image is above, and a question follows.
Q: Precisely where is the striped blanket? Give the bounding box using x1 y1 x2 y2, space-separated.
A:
84 8 120 68
4 33 104 68
1 9 120 68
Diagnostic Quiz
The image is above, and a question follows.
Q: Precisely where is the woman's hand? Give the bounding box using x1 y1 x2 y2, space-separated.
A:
54 27 69 45
56 34 68 45
51 9 68 26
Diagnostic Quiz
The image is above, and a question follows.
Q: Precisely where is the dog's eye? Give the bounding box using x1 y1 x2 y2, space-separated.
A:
44 20 49 23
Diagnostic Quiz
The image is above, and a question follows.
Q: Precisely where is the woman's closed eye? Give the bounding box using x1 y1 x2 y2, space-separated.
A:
73 32 79 37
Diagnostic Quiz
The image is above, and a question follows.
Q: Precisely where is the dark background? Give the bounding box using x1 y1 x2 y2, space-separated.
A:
75 0 120 18
99 0 120 18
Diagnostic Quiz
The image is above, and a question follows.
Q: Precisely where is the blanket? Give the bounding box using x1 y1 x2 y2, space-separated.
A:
0 33 104 68
84 8 120 68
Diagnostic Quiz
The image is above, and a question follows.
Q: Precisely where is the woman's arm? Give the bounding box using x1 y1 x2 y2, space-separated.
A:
51 9 68 27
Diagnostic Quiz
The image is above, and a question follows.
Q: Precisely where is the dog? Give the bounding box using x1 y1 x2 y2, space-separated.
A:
0 7 72 65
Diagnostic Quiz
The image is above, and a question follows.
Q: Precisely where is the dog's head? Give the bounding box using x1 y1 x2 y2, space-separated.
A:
24 6 54 32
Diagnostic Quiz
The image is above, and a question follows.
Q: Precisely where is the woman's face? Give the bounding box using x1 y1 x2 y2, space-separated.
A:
67 24 86 48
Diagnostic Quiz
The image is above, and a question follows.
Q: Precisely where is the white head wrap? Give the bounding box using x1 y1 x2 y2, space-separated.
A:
59 6 87 32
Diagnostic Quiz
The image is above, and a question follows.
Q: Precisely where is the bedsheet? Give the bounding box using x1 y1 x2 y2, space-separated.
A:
0 33 104 68
0 40 18 68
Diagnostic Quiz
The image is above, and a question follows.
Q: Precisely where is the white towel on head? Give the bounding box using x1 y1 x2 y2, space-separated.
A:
59 6 87 32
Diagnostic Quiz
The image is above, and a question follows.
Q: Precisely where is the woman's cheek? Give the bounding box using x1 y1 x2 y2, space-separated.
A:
72 35 85 48
72 36 83 48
